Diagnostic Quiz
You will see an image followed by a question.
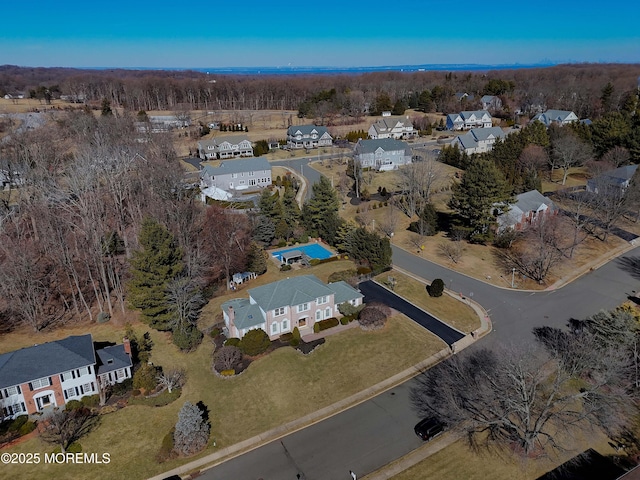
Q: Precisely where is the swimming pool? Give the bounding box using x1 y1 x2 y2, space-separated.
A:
272 243 334 262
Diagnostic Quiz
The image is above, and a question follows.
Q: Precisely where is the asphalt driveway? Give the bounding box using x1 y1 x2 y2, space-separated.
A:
358 280 465 346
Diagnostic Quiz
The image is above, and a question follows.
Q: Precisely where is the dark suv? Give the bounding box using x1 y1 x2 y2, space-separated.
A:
414 417 445 441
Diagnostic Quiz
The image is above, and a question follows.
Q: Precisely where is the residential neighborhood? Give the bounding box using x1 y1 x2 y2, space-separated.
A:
1 63 640 480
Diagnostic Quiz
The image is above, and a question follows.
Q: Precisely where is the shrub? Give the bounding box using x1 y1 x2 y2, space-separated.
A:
131 389 141 397
239 329 271 356
111 377 133 396
220 369 235 376
80 394 100 408
338 301 363 317
224 337 241 347
157 428 176 463
428 278 445 297
133 364 159 392
358 304 389 330
357 266 372 275
279 332 293 342
213 345 243 372
315 317 339 332
172 325 204 351
340 317 349 325
309 258 321 266
280 264 292 272
128 388 181 407
8 415 28 432
65 400 84 411
209 327 222 338
291 327 301 347
328 269 357 283
18 421 36 436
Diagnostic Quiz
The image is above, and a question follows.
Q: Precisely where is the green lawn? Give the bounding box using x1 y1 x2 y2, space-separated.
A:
1 315 444 480
375 270 480 333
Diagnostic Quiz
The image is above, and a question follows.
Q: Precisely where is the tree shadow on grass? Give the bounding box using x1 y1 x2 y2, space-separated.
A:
617 256 640 282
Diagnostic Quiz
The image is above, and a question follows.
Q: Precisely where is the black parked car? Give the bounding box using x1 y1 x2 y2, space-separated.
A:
414 417 445 441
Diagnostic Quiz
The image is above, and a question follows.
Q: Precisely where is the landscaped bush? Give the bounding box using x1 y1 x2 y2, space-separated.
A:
157 428 176 463
338 302 364 317
133 364 160 392
8 415 28 432
291 327 301 347
224 338 241 347
19 420 36 436
280 264 292 271
358 304 390 330
309 258 321 266
428 278 445 297
314 317 340 333
239 329 271 356
213 345 243 372
279 332 293 342
111 377 133 396
209 327 222 338
65 400 84 411
328 269 357 283
80 394 100 408
340 317 349 325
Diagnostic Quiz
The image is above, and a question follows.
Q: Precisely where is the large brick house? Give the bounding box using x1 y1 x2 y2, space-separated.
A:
0 335 132 419
222 275 363 340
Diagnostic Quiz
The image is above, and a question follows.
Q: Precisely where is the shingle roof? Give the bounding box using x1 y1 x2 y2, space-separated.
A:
221 298 265 330
356 138 410 154
202 157 271 177
0 335 96 389
214 134 251 145
249 275 335 312
287 125 330 136
327 281 363 305
514 190 557 214
95 344 132 375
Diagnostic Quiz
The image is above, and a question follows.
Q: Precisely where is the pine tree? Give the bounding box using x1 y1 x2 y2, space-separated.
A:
127 218 183 330
301 176 341 244
247 242 268 275
348 227 392 273
448 159 513 243
173 401 210 456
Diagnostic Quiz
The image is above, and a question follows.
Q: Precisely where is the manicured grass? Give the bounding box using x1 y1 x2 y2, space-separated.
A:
375 270 480 333
0 312 444 480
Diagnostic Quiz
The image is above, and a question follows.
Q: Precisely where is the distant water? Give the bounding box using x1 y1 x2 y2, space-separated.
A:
92 63 555 76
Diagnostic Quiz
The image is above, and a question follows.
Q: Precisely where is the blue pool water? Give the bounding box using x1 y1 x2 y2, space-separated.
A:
272 244 334 262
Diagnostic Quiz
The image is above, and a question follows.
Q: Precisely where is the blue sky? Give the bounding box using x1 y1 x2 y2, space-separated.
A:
1 0 638 68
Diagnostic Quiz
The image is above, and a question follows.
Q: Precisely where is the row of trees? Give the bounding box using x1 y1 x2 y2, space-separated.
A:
2 64 639 122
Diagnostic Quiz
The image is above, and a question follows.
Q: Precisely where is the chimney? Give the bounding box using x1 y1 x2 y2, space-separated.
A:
228 306 235 325
122 337 132 357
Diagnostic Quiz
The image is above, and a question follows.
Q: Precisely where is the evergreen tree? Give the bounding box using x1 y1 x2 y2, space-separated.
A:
335 220 358 253
448 159 513 243
252 214 276 246
301 176 342 244
282 186 300 226
247 242 268 275
127 218 183 330
258 189 280 219
348 227 392 273
173 401 210 456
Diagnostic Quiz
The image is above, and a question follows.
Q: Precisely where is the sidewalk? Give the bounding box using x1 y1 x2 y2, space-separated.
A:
148 286 491 480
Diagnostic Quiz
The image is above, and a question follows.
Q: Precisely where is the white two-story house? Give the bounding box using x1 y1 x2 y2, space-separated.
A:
0 335 132 419
368 117 417 140
199 157 272 201
286 125 333 149
353 138 412 171
197 135 254 160
446 110 493 130
222 275 363 340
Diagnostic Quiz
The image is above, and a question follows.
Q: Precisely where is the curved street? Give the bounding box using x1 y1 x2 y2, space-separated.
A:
193 244 640 480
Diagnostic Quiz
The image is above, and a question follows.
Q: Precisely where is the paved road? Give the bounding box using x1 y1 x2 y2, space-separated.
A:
199 245 640 480
359 280 464 346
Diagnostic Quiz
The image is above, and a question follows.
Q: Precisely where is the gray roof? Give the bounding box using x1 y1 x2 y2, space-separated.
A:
514 189 557 214
460 110 490 119
202 157 271 177
531 110 577 125
221 298 265 330
0 335 96 389
455 127 505 150
481 95 495 102
590 164 639 188
356 138 410 154
282 250 303 261
287 125 330 136
96 344 132 375
327 281 363 305
370 117 409 132
249 275 335 312
213 134 251 145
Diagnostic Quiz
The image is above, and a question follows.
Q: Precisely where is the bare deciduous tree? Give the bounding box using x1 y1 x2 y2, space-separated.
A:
213 345 243 372
438 240 464 264
551 133 593 185
156 368 186 393
40 407 99 453
377 204 398 238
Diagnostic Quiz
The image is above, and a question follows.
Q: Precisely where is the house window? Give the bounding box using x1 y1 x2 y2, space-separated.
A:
60 371 74 382
325 307 331 319
77 366 89 377
232 173 237 178
82 383 93 394
297 303 310 313
30 377 51 390
249 171 254 176
270 322 279 335
281 319 289 332
4 386 19 397
7 403 23 416
274 307 285 316
316 310 322 321
317 296 328 305
64 387 75 399
116 369 125 380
